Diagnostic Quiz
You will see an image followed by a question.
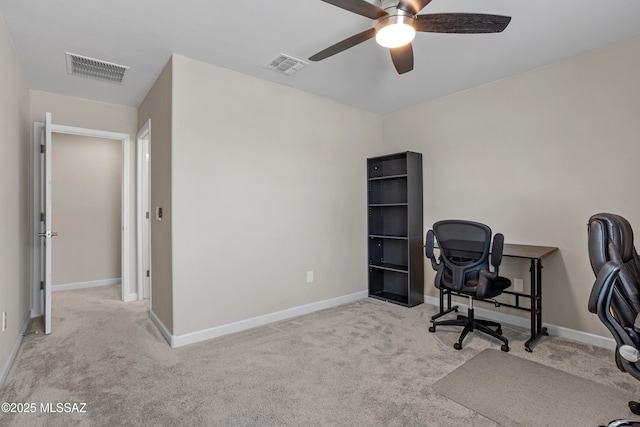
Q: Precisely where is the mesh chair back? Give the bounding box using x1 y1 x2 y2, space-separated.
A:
433 220 492 290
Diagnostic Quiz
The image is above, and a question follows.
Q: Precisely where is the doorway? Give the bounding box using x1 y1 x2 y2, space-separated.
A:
51 133 122 291
32 119 132 323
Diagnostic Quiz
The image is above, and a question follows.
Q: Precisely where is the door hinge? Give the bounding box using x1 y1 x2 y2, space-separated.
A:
146 270 150 278
40 281 44 290
145 211 150 219
40 144 45 153
40 212 45 222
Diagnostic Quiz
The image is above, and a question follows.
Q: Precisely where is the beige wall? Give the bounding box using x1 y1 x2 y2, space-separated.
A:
138 57 173 332
30 90 138 298
0 17 30 378
382 37 640 337
170 54 384 335
51 134 122 286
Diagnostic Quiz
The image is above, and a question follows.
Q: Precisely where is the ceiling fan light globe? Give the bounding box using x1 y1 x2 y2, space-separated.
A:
376 23 416 48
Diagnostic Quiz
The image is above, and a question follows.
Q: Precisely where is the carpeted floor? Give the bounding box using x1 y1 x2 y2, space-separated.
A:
1 285 638 426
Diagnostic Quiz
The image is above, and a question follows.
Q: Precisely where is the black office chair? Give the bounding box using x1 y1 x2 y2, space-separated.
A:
588 213 640 426
425 220 511 352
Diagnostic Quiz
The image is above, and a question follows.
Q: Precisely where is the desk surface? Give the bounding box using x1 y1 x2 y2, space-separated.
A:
502 243 558 260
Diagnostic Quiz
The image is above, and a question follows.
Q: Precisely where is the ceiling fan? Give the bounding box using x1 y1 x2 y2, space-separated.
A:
308 0 511 74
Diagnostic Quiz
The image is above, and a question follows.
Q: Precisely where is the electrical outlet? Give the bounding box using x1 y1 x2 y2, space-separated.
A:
514 278 524 293
306 271 314 283
2 312 6 332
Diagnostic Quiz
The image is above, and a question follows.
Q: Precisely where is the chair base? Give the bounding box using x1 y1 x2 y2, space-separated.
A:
601 420 640 427
429 301 509 352
596 399 640 425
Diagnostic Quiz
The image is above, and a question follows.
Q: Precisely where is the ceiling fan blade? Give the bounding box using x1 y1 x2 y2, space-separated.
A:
416 13 511 33
319 0 387 20
397 0 433 15
309 28 376 61
389 43 414 74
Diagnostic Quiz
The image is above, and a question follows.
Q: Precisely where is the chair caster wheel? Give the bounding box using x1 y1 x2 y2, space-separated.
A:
496 328 502 335
501 344 509 352
428 326 436 333
629 400 640 415
453 343 462 350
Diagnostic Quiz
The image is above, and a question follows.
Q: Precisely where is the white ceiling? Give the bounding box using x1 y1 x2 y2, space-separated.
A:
1 0 639 114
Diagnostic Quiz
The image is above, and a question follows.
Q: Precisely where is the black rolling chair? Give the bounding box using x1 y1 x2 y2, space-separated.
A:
425 220 511 352
588 213 640 426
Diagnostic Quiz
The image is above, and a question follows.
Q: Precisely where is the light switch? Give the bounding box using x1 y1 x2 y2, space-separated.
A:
155 207 163 221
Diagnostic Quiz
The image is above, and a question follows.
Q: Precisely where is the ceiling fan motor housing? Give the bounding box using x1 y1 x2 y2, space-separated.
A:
375 0 416 33
375 0 416 48
380 0 404 12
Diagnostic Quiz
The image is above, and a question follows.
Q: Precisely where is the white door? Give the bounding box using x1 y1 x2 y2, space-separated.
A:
141 135 150 299
136 120 151 300
40 112 55 334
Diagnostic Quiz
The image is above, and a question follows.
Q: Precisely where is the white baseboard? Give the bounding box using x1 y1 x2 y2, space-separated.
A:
543 324 616 350
52 278 121 292
149 309 172 347
162 291 368 348
147 290 614 351
123 293 138 302
423 295 616 350
1 312 32 387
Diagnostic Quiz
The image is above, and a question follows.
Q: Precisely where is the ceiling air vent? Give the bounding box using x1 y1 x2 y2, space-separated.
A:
264 54 308 76
65 52 129 84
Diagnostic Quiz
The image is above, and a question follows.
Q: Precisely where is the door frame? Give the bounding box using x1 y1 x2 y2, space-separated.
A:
32 121 132 315
136 119 151 301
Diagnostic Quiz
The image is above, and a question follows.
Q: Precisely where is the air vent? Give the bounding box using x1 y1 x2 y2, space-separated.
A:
65 52 129 84
264 54 308 76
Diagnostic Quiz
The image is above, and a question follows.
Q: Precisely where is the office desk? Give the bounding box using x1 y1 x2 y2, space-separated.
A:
437 243 558 352
501 244 558 352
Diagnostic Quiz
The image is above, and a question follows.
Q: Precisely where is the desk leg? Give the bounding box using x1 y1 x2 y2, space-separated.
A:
536 259 548 340
525 258 548 352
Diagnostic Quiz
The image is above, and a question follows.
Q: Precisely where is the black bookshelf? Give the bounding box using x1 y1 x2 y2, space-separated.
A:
367 151 423 307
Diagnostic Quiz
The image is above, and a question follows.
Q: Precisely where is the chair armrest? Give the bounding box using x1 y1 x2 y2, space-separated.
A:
592 261 623 339
491 233 504 268
476 233 505 299
590 261 640 380
590 261 640 379
425 230 440 271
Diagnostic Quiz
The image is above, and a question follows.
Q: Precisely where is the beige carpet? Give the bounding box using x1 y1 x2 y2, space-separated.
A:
433 348 635 426
1 285 639 426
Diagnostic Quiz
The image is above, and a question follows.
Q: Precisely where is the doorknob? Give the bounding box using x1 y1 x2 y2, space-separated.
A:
38 231 59 238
